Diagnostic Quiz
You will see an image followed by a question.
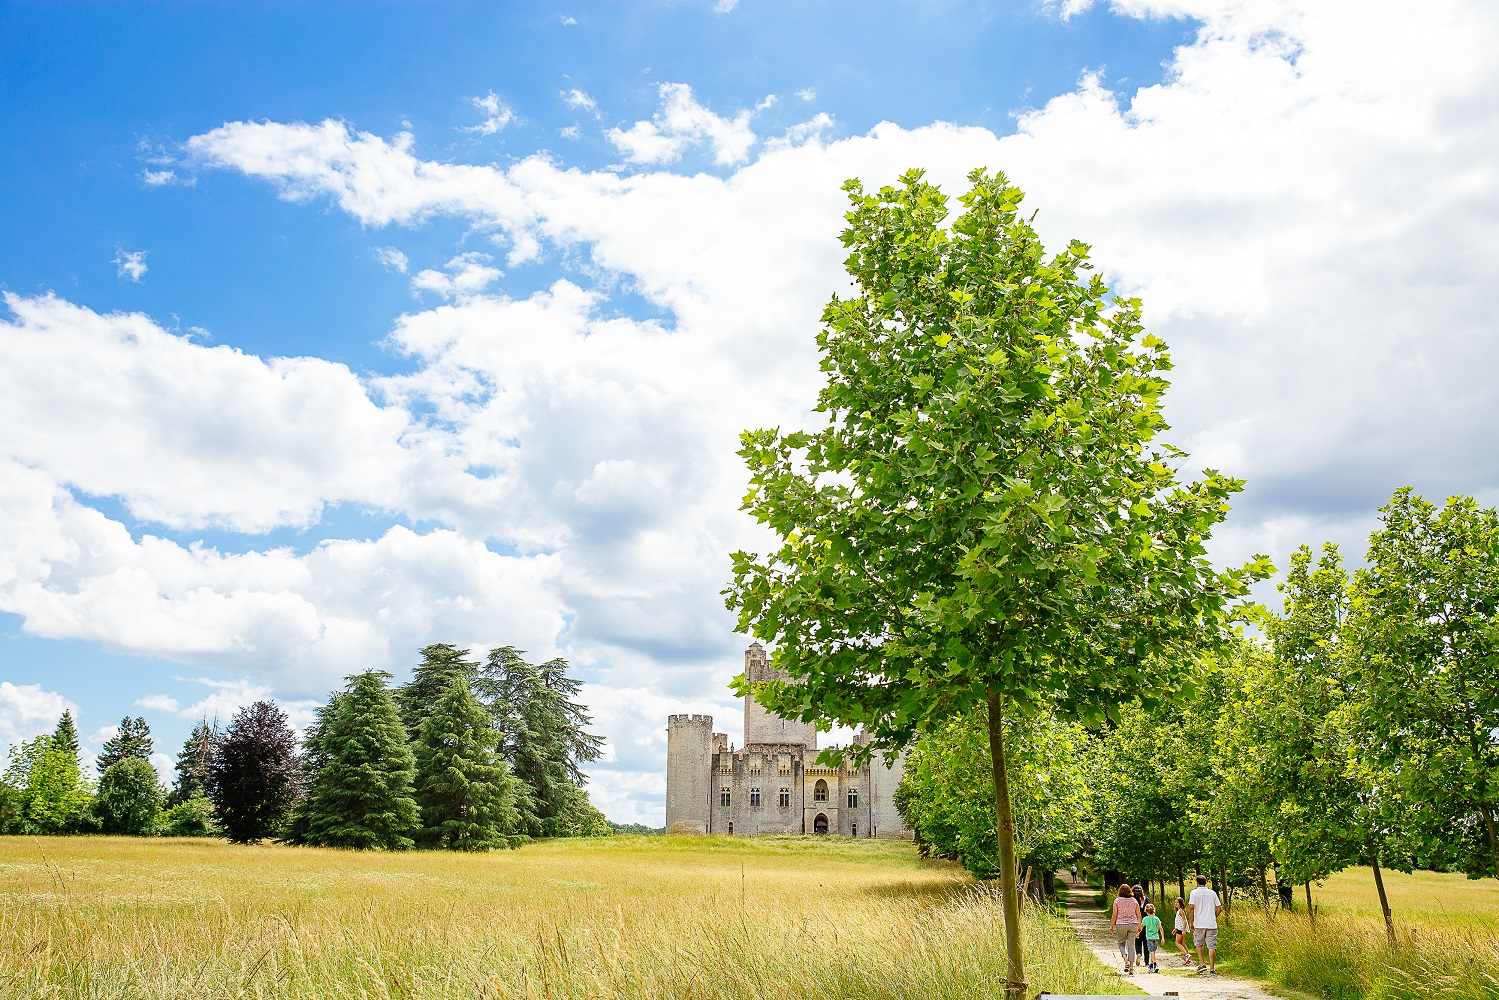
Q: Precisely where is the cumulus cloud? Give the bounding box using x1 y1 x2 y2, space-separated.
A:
461 91 515 135
0 682 76 751
607 83 757 165
795 88 816 102
562 88 598 114
141 169 192 187
113 248 148 282
11 0 1498 821
134 694 181 713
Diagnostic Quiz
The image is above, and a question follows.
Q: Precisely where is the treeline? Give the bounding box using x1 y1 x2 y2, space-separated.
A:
1 643 609 851
896 488 1499 930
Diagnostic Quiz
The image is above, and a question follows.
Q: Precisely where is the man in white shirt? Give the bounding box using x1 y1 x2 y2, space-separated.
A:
1187 874 1223 974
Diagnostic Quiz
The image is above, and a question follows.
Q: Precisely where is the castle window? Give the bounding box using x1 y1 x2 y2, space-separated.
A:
852 822 858 837
778 755 791 776
847 787 859 808
778 787 790 808
749 754 763 775
720 786 731 807
813 779 828 802
719 754 733 774
750 787 761 808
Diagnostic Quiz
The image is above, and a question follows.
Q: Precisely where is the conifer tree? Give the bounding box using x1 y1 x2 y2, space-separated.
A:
414 677 519 849
395 643 480 738
477 647 603 837
97 716 154 773
51 711 81 765
282 694 341 844
171 720 216 803
302 672 420 850
206 700 302 844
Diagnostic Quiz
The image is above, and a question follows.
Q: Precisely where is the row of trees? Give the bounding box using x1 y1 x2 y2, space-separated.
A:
1 711 216 837
893 489 1499 943
1 644 609 851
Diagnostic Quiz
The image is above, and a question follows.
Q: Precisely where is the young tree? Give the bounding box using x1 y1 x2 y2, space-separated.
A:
206 700 302 844
725 169 1266 996
413 677 519 849
301 672 420 850
1347 490 1499 882
51 710 81 765
97 716 154 774
477 647 604 838
96 757 164 834
23 744 95 833
396 643 480 738
171 720 216 804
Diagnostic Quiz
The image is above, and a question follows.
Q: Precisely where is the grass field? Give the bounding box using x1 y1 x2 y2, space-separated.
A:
0 835 1133 1000
1214 868 1499 1000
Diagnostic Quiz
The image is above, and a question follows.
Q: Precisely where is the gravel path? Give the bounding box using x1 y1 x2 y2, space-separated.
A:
1058 880 1281 1000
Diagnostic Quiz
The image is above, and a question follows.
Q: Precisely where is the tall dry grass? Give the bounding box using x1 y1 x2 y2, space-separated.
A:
1220 905 1499 1000
0 835 1132 1000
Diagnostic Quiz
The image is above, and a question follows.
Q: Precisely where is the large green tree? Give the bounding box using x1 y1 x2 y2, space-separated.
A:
396 643 480 738
171 720 216 805
51 711 80 765
1346 490 1499 883
413 677 520 849
97 716 153 774
477 647 604 838
725 169 1265 996
96 757 164 835
300 672 420 850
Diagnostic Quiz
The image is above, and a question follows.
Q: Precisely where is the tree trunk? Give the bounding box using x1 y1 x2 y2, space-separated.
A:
986 691 1027 999
1480 805 1499 883
1370 841 1395 946
1178 869 1186 904
1305 881 1316 931
1259 865 1271 912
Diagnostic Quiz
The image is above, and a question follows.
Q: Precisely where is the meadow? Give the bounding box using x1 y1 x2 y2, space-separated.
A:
0 835 1132 1000
1215 868 1499 1000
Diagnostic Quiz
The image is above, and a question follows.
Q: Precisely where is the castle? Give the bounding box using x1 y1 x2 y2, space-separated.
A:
665 642 913 839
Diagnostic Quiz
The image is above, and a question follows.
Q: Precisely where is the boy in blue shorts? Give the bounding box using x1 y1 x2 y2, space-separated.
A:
1141 903 1164 972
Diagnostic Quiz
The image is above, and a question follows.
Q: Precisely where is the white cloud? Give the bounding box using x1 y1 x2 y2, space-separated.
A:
769 112 835 149
134 694 181 713
373 246 409 273
562 88 598 114
149 751 173 783
559 125 581 140
607 83 757 166
561 14 576 25
410 252 503 301
795 88 816 102
113 249 148 282
461 91 515 135
0 682 76 754
10 0 1498 822
141 169 192 187
713 0 739 11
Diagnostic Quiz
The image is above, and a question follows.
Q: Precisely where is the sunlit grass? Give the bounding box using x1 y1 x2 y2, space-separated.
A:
0 835 1132 999
1307 867 1499 930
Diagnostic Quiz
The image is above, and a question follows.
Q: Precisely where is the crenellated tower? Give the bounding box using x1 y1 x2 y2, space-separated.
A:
665 714 713 834
742 641 817 750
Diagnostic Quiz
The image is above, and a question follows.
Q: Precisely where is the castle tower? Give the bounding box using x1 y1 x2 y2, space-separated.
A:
743 642 817 750
665 714 713 834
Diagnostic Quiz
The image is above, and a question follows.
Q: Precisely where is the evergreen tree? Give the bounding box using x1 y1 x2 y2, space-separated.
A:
96 757 164 834
302 672 420 850
395 643 480 738
206 700 302 844
477 647 603 838
51 710 80 765
282 694 342 845
97 716 154 774
171 720 216 804
413 676 519 850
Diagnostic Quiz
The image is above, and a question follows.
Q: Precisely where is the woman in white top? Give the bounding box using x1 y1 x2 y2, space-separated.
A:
1108 883 1142 975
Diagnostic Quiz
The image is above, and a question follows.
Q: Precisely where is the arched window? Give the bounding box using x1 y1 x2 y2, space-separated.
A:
847 787 859 808
813 779 828 802
720 786 731 807
778 787 790 808
750 787 762 808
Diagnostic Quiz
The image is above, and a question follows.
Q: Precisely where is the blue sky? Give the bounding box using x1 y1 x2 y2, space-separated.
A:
3 0 1496 823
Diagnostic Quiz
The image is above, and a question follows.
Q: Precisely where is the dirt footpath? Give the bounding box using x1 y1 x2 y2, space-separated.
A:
1059 882 1280 1000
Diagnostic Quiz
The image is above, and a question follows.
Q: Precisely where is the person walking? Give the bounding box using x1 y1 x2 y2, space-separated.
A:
1134 884 1152 967
1172 896 1194 966
1141 903 1164 972
1108 883 1142 976
1187 874 1224 974
1070 864 1079 884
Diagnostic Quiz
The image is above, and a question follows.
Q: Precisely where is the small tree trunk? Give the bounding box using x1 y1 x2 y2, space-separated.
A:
1370 841 1395 946
986 691 1027 1000
1178 868 1186 903
1305 881 1316 931
1259 865 1271 912
1480 805 1499 883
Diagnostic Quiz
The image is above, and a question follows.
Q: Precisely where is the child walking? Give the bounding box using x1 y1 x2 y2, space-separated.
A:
1173 897 1194 966
1141 903 1164 972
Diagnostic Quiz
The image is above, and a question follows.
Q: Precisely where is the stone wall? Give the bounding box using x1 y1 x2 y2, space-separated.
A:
742 642 818 750
665 714 713 834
